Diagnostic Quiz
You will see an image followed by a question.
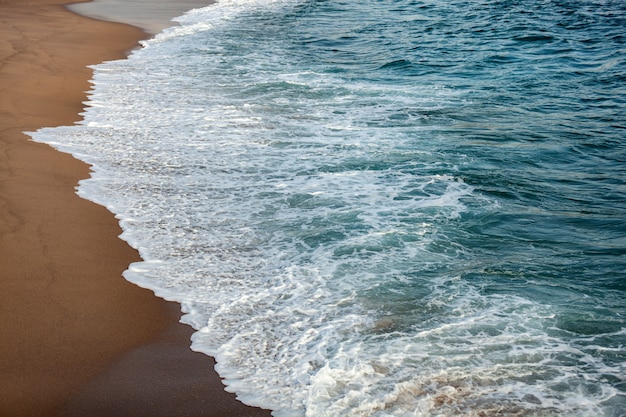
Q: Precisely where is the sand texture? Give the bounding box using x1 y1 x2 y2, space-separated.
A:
0 1 270 416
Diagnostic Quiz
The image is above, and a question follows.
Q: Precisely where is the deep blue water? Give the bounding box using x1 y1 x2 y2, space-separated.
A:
34 0 625 415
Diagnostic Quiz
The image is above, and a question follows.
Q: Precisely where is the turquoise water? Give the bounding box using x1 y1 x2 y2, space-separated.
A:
33 0 625 415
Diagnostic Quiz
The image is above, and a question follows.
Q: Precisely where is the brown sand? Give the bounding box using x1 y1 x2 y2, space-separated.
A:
0 1 271 416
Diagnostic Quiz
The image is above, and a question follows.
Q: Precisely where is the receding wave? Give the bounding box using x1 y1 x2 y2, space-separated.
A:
31 0 626 415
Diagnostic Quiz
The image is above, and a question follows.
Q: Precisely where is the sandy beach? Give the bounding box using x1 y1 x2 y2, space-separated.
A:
0 0 271 415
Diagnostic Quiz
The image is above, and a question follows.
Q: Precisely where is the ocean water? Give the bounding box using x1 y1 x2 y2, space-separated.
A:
32 0 626 415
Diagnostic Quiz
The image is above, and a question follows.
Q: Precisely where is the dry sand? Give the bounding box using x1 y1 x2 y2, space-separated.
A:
0 0 271 415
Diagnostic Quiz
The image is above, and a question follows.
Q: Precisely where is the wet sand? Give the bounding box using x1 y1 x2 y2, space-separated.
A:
0 0 271 415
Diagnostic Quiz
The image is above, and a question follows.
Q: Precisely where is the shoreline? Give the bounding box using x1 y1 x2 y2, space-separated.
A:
68 0 214 35
0 0 271 416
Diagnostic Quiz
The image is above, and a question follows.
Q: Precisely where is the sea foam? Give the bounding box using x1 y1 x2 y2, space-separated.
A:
31 0 626 415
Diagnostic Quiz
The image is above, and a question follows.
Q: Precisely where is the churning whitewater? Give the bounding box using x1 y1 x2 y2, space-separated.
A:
33 0 625 415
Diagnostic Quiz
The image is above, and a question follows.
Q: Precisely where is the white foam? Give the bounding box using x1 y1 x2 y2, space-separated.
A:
28 1 625 415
